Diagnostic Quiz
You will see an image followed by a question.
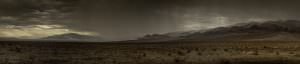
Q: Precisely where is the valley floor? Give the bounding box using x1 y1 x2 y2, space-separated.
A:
0 41 300 64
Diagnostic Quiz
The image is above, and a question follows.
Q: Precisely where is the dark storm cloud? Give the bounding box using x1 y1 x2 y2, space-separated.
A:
1 0 300 40
0 0 79 25
67 0 300 40
71 0 195 40
0 0 98 39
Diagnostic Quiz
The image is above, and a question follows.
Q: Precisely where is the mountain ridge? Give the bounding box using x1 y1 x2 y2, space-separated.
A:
136 20 300 42
43 33 105 42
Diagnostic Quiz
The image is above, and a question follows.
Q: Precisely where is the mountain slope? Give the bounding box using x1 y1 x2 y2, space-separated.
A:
182 20 300 41
135 30 201 42
137 20 300 42
43 33 104 42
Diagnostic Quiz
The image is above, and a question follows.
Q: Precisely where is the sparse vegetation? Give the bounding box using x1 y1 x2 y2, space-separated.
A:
0 41 298 64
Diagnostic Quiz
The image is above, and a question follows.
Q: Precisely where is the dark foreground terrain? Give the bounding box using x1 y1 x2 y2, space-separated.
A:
0 41 300 64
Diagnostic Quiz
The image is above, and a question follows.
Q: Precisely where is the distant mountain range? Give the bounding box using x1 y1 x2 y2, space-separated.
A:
136 20 300 42
42 33 105 42
0 33 105 42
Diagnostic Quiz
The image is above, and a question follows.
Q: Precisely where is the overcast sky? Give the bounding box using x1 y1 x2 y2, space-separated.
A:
0 0 300 41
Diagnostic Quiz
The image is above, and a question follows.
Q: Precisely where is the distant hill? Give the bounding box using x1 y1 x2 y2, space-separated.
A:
43 33 104 42
135 30 200 42
136 20 300 42
0 37 19 41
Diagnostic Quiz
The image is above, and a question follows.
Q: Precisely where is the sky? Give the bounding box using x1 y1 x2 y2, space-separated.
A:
0 0 300 41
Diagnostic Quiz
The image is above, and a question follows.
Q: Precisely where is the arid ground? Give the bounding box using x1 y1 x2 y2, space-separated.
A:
0 41 300 64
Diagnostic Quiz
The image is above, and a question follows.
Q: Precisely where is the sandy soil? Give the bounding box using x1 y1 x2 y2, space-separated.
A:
0 41 299 64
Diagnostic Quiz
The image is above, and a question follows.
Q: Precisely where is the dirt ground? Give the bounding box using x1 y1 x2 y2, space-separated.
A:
0 41 300 64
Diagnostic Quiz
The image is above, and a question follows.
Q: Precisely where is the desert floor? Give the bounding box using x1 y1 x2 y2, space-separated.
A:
0 41 300 64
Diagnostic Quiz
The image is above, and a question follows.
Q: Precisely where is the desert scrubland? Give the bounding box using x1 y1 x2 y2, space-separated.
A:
0 41 299 64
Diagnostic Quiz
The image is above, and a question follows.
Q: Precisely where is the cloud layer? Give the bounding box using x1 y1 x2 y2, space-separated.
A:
0 0 92 39
0 24 97 39
1 0 300 40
